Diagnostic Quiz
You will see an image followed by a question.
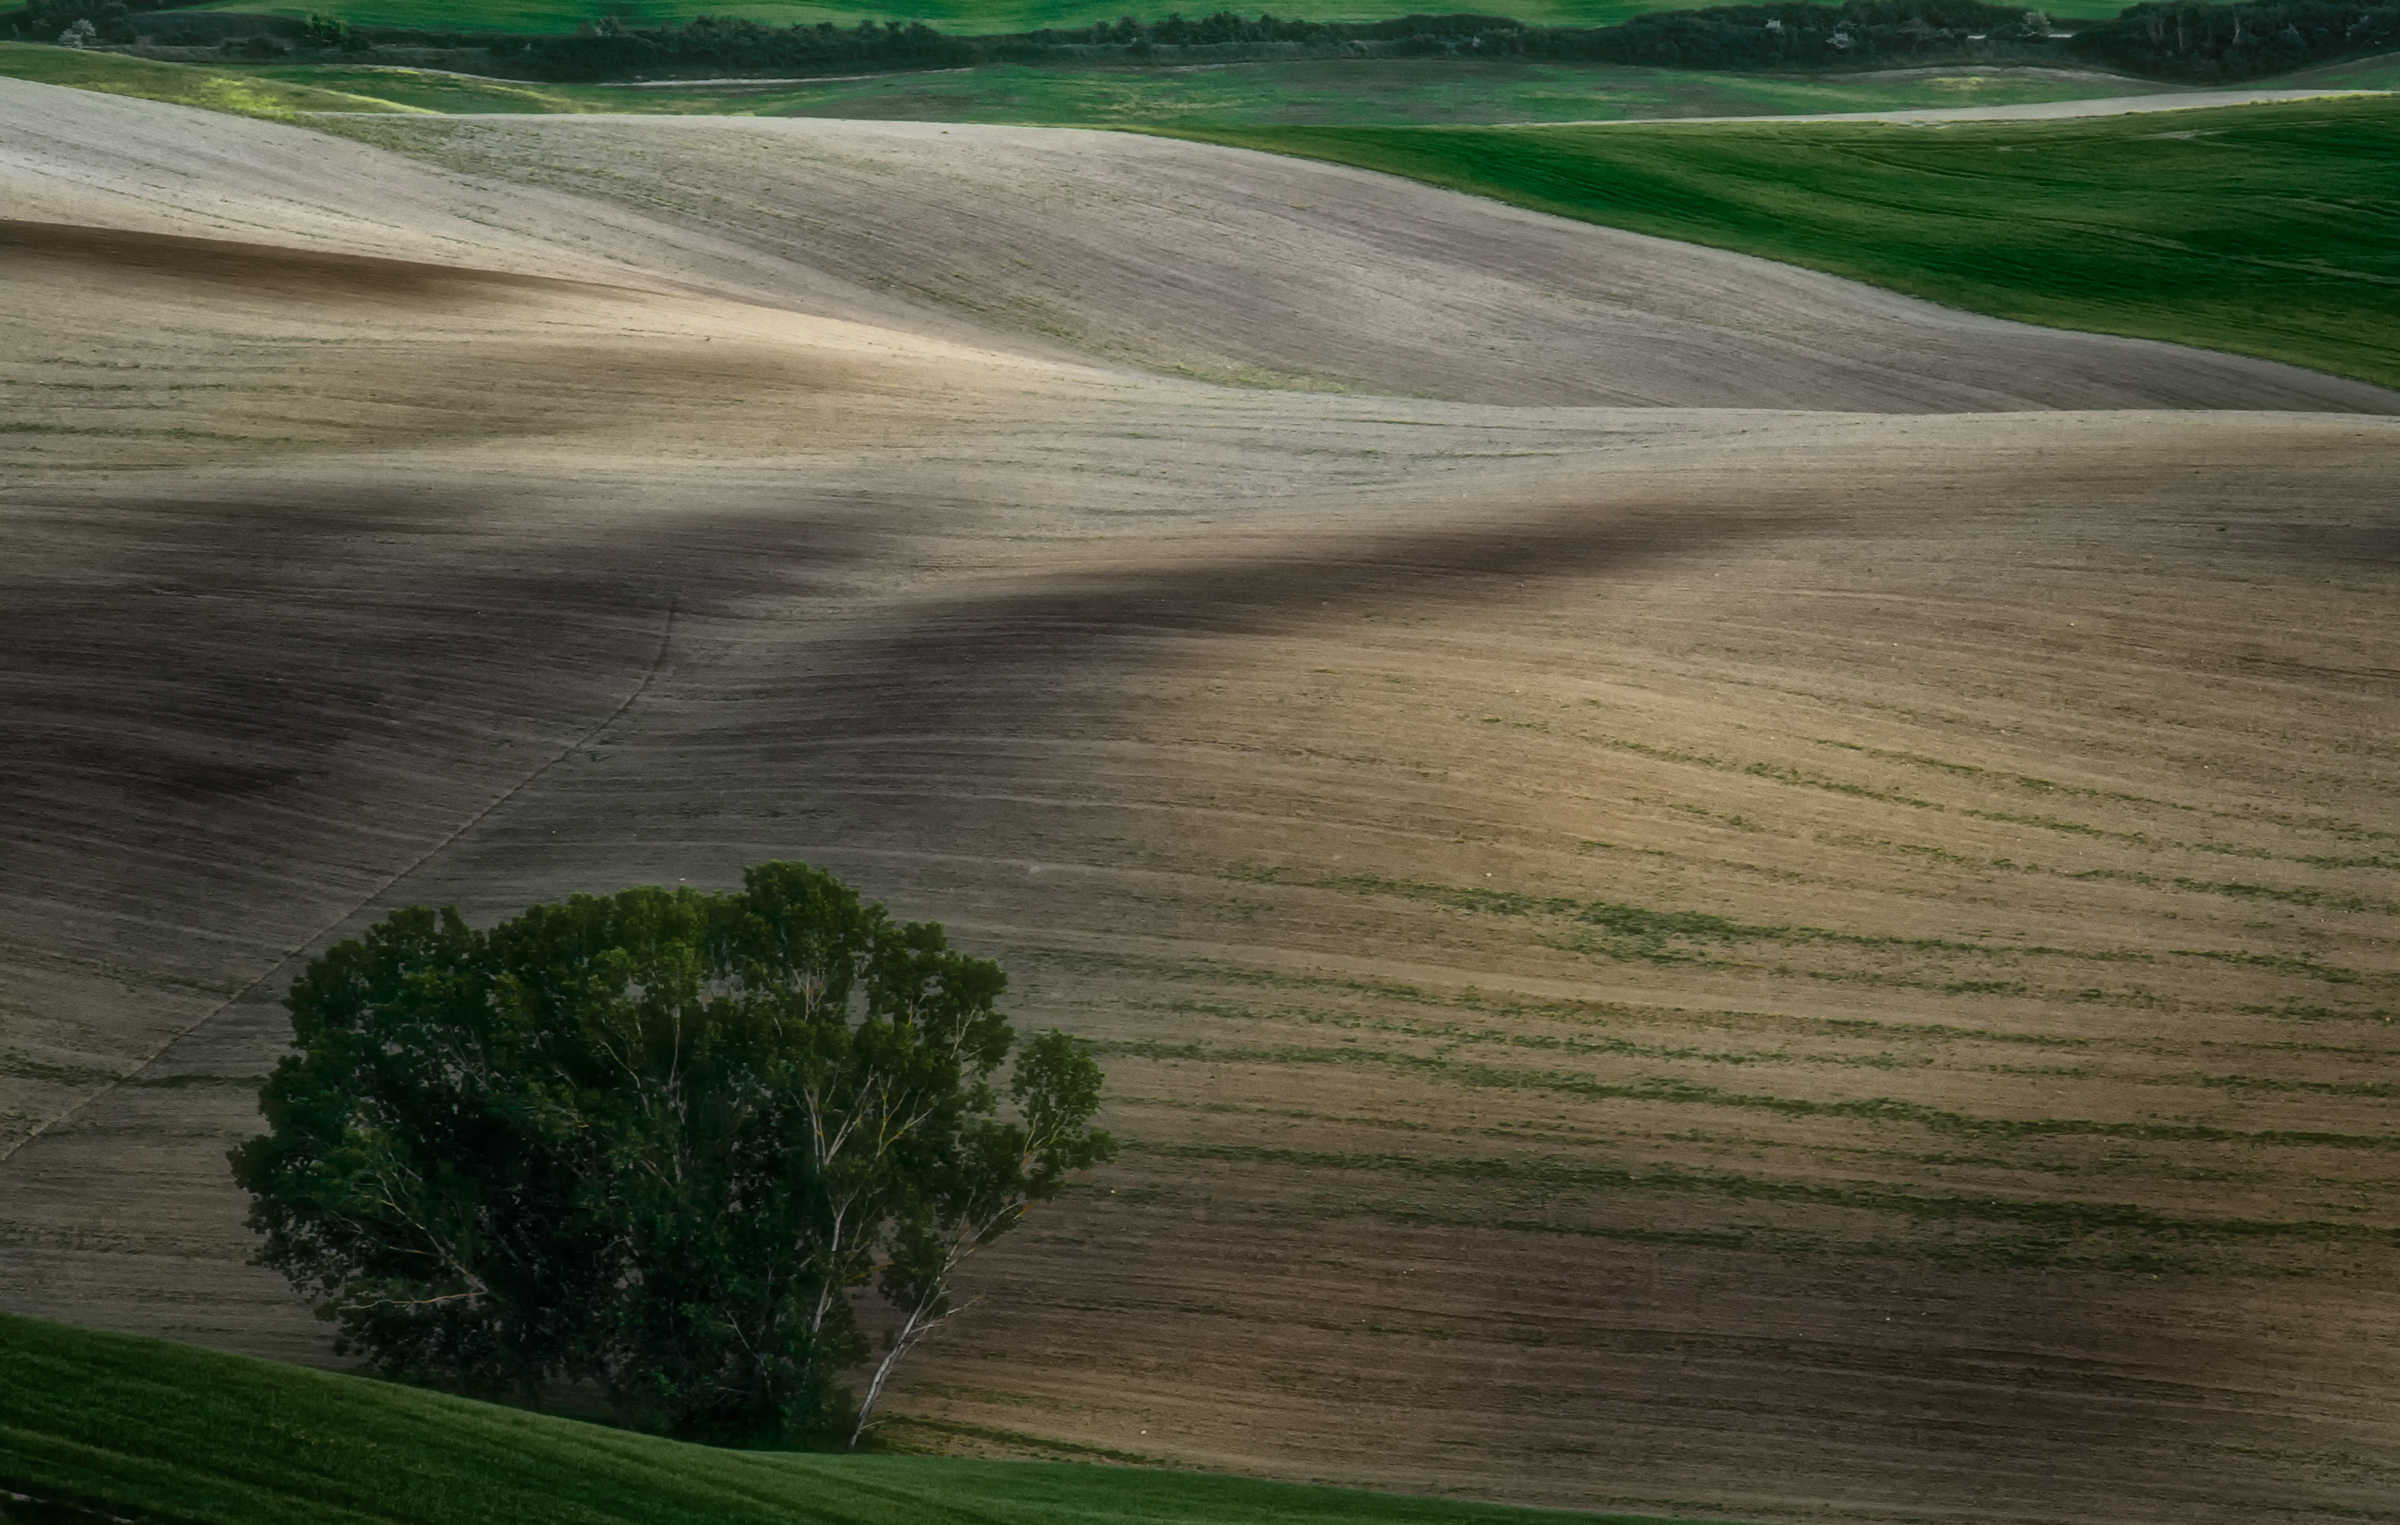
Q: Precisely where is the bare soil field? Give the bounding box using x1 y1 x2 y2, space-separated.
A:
4 76 2398 1525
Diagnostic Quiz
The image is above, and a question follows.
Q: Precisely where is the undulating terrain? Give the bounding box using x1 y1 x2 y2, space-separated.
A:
4 71 2399 1525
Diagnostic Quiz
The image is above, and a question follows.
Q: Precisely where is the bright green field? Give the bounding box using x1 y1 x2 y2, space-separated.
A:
0 1313 1743 1525
189 0 2128 38
231 58 2183 122
1158 95 2400 391
0 39 422 115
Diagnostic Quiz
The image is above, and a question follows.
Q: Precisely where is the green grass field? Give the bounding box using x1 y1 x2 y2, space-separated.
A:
0 1313 1742 1525
0 39 422 115
2281 48 2400 90
0 40 2191 124
225 57 2181 121
186 0 2128 38
1156 94 2400 391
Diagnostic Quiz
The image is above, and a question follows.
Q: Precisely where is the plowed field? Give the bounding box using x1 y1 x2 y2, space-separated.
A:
4 77 2398 1525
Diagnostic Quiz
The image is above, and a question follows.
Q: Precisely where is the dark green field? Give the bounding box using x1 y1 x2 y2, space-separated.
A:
1158 94 2400 391
0 1314 1741 1525
0 41 2204 126
233 57 2187 122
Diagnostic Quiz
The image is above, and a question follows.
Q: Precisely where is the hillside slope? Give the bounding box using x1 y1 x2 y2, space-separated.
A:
326 111 2398 412
3 77 2398 1525
0 1313 1692 1525
5 78 2389 411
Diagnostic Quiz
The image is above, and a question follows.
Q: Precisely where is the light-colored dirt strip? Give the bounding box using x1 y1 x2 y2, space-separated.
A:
5 77 2400 1525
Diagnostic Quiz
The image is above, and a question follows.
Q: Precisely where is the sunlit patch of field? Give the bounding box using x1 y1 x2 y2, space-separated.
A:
0 39 420 116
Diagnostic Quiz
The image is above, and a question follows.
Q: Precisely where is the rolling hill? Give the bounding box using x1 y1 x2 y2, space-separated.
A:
1161 94 2400 391
3 70 2397 1525
1 1312 1722 1525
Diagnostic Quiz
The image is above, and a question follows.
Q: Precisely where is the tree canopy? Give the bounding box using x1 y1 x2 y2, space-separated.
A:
230 862 1114 1445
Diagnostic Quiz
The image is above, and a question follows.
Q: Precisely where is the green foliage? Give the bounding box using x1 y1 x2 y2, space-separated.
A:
21 0 167 44
2070 0 2400 81
228 862 1114 1445
486 4 2070 80
302 7 374 44
164 0 2121 40
0 1314 1734 1525
170 0 2125 39
1153 95 2400 390
1562 0 2062 69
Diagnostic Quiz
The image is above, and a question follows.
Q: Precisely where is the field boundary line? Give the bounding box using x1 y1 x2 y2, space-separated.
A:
0 594 681 1169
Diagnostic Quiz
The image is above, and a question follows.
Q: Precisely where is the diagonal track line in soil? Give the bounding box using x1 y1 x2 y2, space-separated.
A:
0 595 680 1170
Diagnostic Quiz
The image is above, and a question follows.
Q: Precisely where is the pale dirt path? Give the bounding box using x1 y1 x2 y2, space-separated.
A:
1562 84 2389 126
6 77 2400 1525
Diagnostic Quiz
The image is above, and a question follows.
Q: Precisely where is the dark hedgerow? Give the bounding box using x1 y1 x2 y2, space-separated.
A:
229 861 1114 1447
492 5 2067 82
2068 0 2400 80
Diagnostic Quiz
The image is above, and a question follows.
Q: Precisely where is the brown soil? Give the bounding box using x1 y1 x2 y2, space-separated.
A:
4 76 2399 1525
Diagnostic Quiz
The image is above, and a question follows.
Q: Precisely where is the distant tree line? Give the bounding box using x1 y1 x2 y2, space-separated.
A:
2064 0 2400 78
17 0 179 44
9 0 2396 82
500 6 2065 81
1545 1 2060 69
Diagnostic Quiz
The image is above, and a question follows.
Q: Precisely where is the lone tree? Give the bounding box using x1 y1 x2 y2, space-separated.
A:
230 861 1114 1445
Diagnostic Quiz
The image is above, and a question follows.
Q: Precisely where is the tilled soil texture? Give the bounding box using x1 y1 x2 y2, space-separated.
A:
4 77 2399 1525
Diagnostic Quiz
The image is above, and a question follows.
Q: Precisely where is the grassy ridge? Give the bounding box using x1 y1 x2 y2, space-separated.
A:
0 1313 1729 1525
0 38 420 113
1153 95 2400 390
2286 48 2400 88
1 40 2197 124
225 57 2187 120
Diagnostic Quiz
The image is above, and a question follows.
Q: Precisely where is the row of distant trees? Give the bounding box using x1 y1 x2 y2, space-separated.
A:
2070 0 2400 78
10 0 2397 81
502 1 2400 80
502 5 2063 79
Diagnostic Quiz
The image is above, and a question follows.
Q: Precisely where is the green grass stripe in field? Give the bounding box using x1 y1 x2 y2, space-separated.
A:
1097 1037 2400 1150
9 43 2196 128
224 57 2195 125
1126 1141 2400 1247
1277 1200 2218 1273
1309 874 2384 985
2282 50 2400 91
1147 96 2400 392
0 1314 1750 1525
0 40 421 116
